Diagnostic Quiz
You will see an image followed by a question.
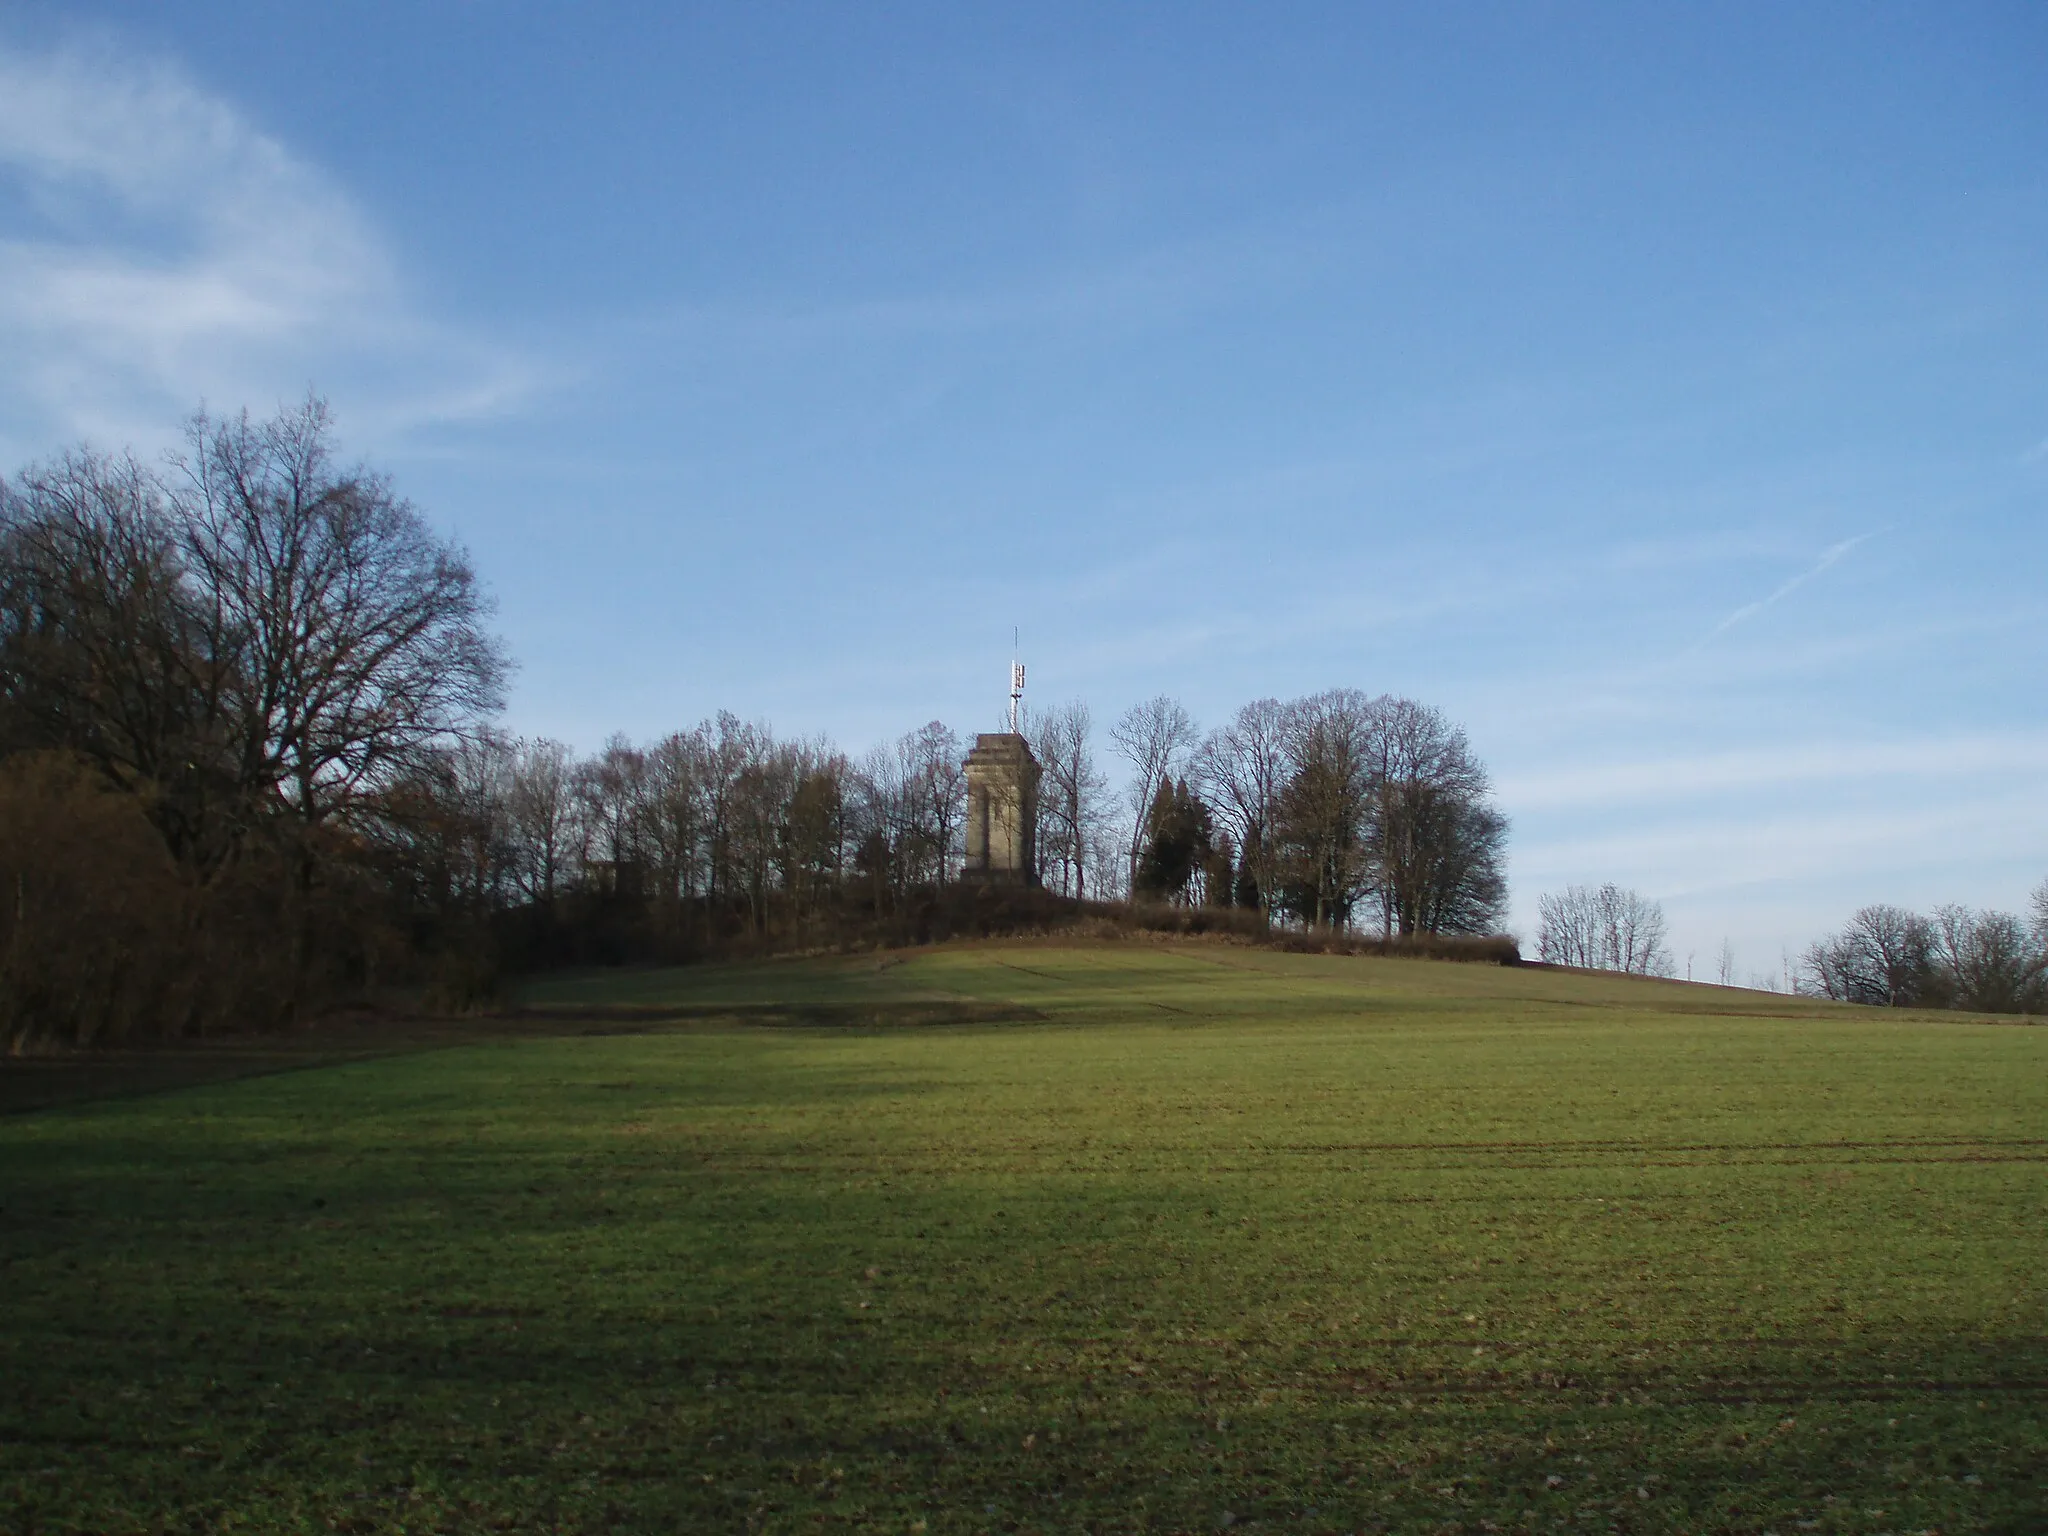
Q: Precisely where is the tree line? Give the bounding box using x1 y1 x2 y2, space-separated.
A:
0 401 1512 1049
1532 875 2048 1015
432 685 1512 963
1798 893 2048 1014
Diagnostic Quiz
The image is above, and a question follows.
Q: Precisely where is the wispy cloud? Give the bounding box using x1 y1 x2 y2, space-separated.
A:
1513 783 2048 905
1501 732 2048 964
1686 534 1868 651
0 37 542 460
1497 731 2048 813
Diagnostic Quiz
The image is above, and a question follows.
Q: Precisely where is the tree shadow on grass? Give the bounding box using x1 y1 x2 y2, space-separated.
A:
4 1152 2043 1534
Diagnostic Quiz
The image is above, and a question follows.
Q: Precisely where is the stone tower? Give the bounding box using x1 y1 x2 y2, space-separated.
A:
961 732 1041 885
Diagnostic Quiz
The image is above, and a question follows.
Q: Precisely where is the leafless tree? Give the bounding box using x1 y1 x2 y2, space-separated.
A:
699 711 765 908
849 741 903 907
1273 689 1378 929
1085 817 1129 902
902 721 966 886
1797 904 1937 1006
1110 695 1197 897
170 397 508 837
1031 699 1106 898
1930 904 2044 1014
1537 883 1671 975
1537 887 1599 968
1607 890 1668 975
1 398 510 1032
1802 897 2048 1014
1193 697 1288 918
780 743 851 917
1264 691 1508 935
0 448 230 866
574 734 648 888
1361 698 1504 936
440 729 519 909
727 742 797 933
506 737 576 904
847 721 965 897
1601 886 1668 975
636 729 705 907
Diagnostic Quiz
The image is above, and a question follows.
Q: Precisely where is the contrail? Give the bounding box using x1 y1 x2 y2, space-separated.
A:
1691 534 1868 651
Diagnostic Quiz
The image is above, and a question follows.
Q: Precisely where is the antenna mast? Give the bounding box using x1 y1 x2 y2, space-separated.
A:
1008 628 1025 734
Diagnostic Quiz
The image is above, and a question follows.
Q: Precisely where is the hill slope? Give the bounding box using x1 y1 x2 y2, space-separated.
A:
3 942 2042 1532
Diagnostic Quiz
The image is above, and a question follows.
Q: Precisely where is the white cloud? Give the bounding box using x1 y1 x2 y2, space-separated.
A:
1497 731 2048 813
0 38 539 461
1506 787 2048 976
1515 786 2047 896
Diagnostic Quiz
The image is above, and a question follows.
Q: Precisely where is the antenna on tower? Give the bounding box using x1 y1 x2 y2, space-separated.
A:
1008 628 1025 734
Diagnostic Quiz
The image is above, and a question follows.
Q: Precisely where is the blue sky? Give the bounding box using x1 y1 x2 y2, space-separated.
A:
2 4 2045 974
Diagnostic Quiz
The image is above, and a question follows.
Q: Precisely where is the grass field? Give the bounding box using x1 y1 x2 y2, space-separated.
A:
3 941 2044 1534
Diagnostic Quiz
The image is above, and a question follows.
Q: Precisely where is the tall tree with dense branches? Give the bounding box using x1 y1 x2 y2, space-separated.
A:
170 397 508 837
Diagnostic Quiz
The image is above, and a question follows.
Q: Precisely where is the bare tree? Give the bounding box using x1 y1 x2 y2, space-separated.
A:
1362 697 1505 937
1031 700 1105 898
441 729 519 909
635 729 708 910
1110 696 1197 897
4 406 509 887
1273 689 1377 929
847 722 965 896
728 742 796 933
1798 904 1938 1006
849 741 904 907
1609 888 1670 976
1802 898 2048 1014
903 721 966 886
0 448 230 866
699 711 765 908
171 397 508 837
1 398 510 1032
1537 886 1600 968
780 743 850 918
1193 698 1288 918
1265 691 1507 935
1086 817 1129 903
575 734 648 887
506 737 577 904
1537 883 1670 975
1931 904 2044 1014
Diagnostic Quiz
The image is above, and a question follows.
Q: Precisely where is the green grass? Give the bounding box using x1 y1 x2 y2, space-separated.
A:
3 941 2044 1533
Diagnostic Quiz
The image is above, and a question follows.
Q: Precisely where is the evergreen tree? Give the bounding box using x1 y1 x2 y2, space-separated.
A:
1233 826 1265 912
1135 778 1212 905
1204 832 1235 909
